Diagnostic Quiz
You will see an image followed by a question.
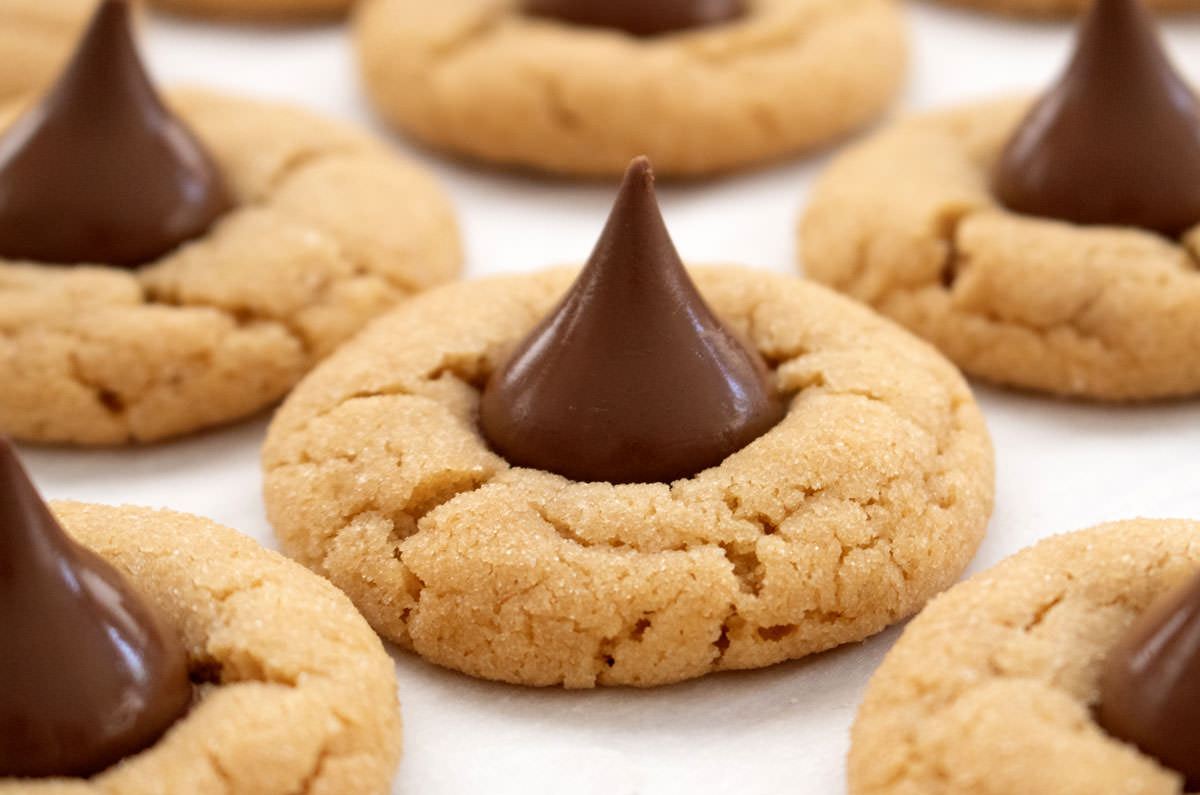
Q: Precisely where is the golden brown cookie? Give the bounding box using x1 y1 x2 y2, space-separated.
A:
147 0 351 21
0 0 95 102
0 89 461 444
354 0 908 178
0 501 402 795
262 266 995 688
799 98 1200 401
930 0 1200 16
849 518 1200 795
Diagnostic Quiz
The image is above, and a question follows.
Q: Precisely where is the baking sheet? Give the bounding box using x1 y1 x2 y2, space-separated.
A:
18 4 1200 793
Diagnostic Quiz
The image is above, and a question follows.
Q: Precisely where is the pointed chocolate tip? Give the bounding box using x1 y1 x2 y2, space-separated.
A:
1098 570 1200 789
614 156 656 213
479 156 784 484
0 0 233 267
992 0 1200 235
628 155 653 181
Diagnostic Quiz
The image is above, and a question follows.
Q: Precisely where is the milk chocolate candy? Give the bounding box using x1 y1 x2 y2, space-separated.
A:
993 0 1200 236
1097 569 1200 790
0 0 233 267
0 438 192 778
479 157 785 485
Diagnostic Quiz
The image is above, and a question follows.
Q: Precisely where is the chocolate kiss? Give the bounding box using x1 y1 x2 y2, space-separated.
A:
0 0 233 268
0 438 191 778
523 0 745 37
479 157 785 485
1097 570 1200 789
992 0 1200 236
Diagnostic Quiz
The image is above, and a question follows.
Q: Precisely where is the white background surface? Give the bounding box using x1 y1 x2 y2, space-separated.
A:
17 2 1200 793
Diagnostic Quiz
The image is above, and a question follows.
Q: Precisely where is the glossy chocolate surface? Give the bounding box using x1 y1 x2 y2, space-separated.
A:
993 0 1200 236
1097 570 1200 789
0 0 233 267
0 438 191 778
523 0 745 37
479 157 785 485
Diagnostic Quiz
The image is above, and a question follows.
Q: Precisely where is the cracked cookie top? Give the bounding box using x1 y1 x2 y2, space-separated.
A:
0 90 461 444
849 519 1200 795
262 266 994 687
353 0 907 177
0 0 94 102
0 501 401 795
800 98 1200 400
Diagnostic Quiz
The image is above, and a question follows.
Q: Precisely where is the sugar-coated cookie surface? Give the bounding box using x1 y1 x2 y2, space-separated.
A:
849 519 1200 795
354 0 908 177
0 90 460 444
800 98 1200 401
0 0 94 102
147 0 352 21
933 0 1200 15
262 267 994 688
0 501 402 795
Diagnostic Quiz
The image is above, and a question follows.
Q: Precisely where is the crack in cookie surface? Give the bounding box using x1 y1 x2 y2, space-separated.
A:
263 267 994 687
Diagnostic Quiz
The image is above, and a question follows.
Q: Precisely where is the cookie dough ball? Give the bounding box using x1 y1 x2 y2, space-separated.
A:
849 519 1200 795
354 0 908 177
0 501 402 795
262 267 994 688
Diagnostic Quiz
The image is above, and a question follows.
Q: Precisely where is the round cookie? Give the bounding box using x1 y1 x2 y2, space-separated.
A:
799 98 1200 401
0 501 402 795
0 0 95 102
262 266 995 688
930 0 1200 16
146 0 352 21
353 0 908 178
848 519 1200 795
0 89 461 444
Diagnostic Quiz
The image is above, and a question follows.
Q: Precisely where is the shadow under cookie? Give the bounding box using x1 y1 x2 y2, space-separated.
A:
353 0 909 178
262 267 995 688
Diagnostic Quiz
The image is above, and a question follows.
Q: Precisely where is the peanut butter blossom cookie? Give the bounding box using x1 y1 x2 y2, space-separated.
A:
0 0 460 444
0 0 96 103
0 438 401 793
849 519 1200 795
354 0 908 177
263 157 994 688
800 0 1200 400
